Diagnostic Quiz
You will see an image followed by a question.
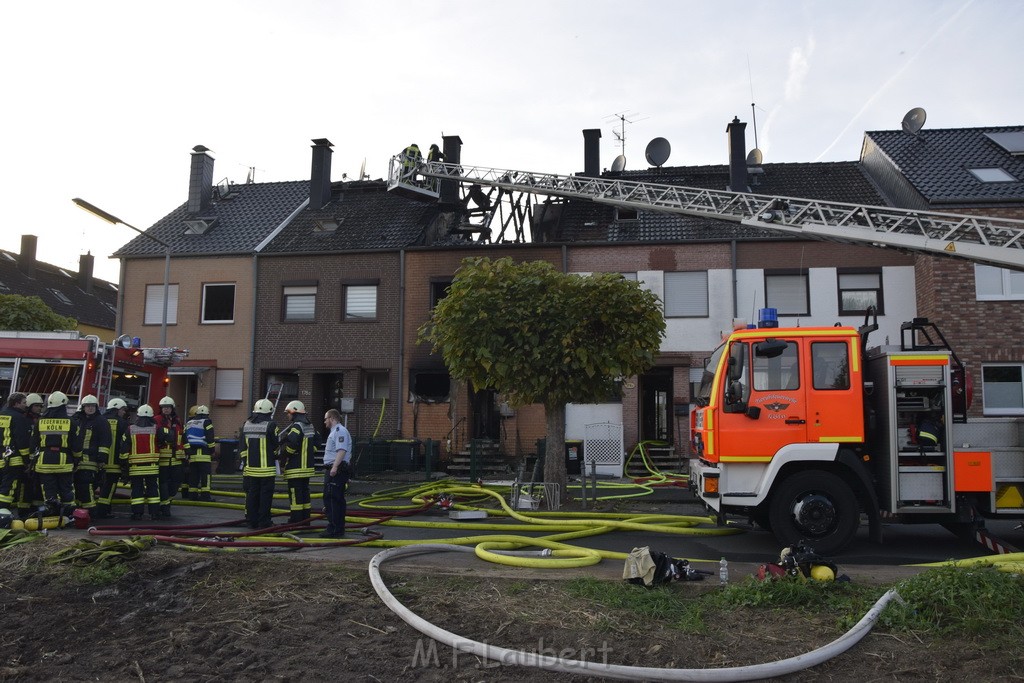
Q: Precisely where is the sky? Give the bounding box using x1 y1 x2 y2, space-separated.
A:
1 0 1020 284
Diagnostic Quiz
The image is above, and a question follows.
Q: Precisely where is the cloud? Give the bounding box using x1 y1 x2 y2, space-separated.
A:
784 37 816 102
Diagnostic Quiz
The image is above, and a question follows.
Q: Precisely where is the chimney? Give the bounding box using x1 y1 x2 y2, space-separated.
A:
439 134 463 205
727 117 748 192
583 129 602 177
309 138 334 211
78 252 94 293
18 234 37 278
187 145 215 215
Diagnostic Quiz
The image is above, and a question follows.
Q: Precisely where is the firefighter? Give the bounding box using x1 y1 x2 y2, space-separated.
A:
401 143 421 181
32 391 79 518
0 393 32 511
95 398 130 518
154 396 185 518
239 398 279 529
17 394 45 518
127 404 165 521
184 405 215 501
278 400 317 523
427 143 444 163
71 395 110 515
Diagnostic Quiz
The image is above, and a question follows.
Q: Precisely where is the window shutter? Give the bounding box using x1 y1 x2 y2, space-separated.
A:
144 284 179 324
215 369 244 401
663 272 708 317
346 285 377 319
766 275 807 315
284 286 317 320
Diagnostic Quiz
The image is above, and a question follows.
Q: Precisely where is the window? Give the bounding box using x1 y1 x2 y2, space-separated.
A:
765 272 808 316
620 272 638 281
837 270 883 315
663 271 708 317
201 283 235 323
49 288 72 305
811 342 850 390
215 369 243 402
144 284 179 325
364 370 389 399
430 281 452 309
283 285 316 321
753 341 799 391
968 167 1016 183
982 364 1024 415
615 207 639 222
345 284 378 320
975 265 1024 300
410 370 450 402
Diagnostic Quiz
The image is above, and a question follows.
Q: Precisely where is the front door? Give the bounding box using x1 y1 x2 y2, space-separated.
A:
640 369 672 443
469 387 500 440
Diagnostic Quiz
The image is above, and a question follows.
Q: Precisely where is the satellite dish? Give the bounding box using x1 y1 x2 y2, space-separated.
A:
359 158 367 181
611 154 627 172
902 107 927 135
645 137 671 167
746 148 763 166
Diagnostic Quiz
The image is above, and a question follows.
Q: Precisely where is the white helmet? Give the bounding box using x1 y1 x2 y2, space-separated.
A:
137 404 154 418
159 396 176 408
253 398 274 414
285 400 305 414
194 405 210 416
107 398 127 410
47 391 69 408
80 395 100 407
26 393 43 407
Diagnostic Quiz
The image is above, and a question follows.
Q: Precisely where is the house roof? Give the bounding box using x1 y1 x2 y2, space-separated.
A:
0 249 117 329
261 180 442 254
113 180 309 258
864 125 1024 204
552 161 888 243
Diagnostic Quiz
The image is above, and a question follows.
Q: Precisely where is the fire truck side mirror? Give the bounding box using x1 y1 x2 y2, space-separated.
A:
725 380 747 411
755 339 788 359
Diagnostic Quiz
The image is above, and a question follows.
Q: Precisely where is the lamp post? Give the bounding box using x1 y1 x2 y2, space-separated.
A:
73 198 171 347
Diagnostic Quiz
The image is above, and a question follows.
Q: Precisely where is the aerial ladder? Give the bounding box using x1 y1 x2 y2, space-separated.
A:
388 158 1024 271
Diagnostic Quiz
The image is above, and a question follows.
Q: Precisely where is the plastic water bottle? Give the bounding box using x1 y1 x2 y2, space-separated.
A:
719 557 729 585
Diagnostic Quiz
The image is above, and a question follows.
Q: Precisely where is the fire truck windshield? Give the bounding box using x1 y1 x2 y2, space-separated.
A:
695 343 726 405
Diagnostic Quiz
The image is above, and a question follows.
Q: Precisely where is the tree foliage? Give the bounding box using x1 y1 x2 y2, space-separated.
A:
0 294 78 331
419 257 665 494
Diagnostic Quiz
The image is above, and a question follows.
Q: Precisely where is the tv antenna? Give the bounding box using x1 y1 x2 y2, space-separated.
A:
240 163 266 184
747 55 766 154
605 111 649 157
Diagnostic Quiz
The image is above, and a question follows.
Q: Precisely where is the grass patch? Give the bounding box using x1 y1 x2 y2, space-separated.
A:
566 576 706 632
68 562 133 585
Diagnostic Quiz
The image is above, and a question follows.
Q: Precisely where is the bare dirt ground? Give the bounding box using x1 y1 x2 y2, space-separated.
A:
0 532 1020 683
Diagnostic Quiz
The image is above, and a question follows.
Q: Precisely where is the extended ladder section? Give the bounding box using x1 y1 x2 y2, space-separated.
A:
394 160 1024 270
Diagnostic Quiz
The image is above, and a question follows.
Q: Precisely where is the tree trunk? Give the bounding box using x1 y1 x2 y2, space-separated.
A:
542 402 568 503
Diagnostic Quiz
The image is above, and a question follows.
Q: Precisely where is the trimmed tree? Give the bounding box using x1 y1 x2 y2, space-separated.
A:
0 294 78 331
418 257 665 499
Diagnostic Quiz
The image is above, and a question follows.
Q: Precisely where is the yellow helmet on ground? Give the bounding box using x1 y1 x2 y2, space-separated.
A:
810 565 835 582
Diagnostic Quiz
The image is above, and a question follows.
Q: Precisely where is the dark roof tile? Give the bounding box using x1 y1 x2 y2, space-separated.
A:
0 250 117 328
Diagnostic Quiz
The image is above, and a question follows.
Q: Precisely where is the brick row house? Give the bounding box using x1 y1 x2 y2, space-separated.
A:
111 122 1024 467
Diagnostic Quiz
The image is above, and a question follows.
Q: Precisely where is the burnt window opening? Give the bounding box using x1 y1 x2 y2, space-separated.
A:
431 280 452 309
410 370 450 402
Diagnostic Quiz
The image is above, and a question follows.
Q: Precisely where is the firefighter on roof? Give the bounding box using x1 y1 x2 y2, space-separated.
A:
184 405 215 501
279 400 317 523
71 395 111 514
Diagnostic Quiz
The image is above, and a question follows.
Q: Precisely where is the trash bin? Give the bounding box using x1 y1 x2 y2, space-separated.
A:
565 440 583 475
216 439 239 474
389 439 420 471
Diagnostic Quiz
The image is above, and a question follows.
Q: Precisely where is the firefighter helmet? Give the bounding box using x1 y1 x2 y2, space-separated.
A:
25 393 43 407
194 405 209 416
47 391 69 408
253 399 274 414
80 395 99 407
159 396 176 408
107 398 127 410
137 404 154 418
285 400 305 414
810 565 836 582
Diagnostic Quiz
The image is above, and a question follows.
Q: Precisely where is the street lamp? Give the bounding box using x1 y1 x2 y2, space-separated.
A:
73 198 171 347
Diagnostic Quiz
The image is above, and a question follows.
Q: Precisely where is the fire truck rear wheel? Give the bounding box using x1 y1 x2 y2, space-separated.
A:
768 470 859 555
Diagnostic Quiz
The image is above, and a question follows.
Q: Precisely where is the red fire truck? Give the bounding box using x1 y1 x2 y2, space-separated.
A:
0 331 187 409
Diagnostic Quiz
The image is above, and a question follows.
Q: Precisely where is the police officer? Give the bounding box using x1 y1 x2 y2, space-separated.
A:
239 399 279 529
71 395 111 515
279 400 316 523
32 391 79 517
321 408 351 538
127 404 165 521
184 405 215 501
0 393 32 511
95 398 130 518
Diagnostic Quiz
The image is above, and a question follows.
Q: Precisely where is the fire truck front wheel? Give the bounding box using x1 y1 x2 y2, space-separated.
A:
768 470 860 555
